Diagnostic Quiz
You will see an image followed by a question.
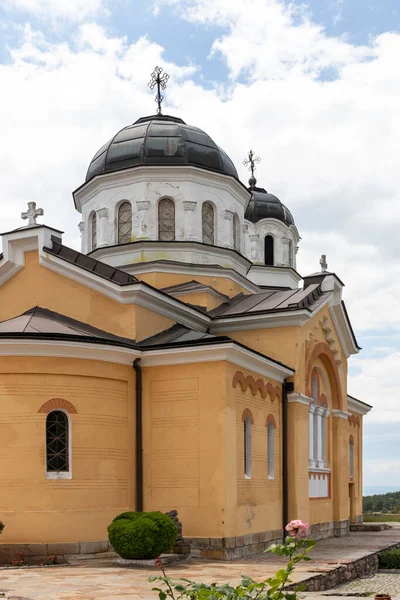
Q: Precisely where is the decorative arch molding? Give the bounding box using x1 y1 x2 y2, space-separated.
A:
348 414 360 427
232 371 281 401
305 342 343 410
241 408 254 424
38 398 78 414
266 414 277 428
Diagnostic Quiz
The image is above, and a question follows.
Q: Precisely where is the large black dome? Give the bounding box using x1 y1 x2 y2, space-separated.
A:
86 115 238 182
245 186 295 226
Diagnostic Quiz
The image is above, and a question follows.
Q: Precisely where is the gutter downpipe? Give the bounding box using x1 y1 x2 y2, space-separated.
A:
133 359 143 512
282 379 294 539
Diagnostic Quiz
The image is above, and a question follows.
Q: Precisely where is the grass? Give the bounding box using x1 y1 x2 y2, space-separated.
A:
363 513 400 522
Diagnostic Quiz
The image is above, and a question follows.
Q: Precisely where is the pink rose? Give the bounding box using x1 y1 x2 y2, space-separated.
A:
285 520 310 539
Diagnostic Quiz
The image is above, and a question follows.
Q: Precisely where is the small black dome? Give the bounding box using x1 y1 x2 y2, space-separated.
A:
86 114 238 182
245 186 295 226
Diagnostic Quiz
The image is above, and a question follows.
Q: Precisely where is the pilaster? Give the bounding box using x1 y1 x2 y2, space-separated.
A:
97 208 109 247
183 201 197 240
287 393 311 523
136 201 150 240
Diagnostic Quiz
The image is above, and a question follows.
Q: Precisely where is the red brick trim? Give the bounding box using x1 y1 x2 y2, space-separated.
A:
38 398 78 414
266 414 277 428
232 371 281 400
241 408 254 424
305 343 343 409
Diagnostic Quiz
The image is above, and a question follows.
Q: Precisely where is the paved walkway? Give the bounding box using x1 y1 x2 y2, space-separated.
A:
0 526 399 600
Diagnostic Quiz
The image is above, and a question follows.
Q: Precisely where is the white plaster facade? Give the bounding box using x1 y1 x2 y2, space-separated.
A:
73 162 301 288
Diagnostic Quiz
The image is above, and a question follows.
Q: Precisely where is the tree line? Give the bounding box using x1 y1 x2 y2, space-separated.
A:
363 491 400 514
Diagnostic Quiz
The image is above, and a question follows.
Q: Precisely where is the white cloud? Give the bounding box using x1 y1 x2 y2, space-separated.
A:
4 0 107 21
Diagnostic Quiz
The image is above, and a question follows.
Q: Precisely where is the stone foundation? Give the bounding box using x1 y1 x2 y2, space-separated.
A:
0 540 112 565
309 520 335 540
186 529 283 560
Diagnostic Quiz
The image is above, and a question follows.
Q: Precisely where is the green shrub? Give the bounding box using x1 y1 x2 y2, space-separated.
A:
108 511 177 560
0 521 4 535
379 549 400 569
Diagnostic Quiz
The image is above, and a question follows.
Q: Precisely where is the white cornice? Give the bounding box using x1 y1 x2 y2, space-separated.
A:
73 165 250 212
140 342 294 381
347 395 372 416
0 339 293 381
0 339 140 365
332 409 351 419
287 392 312 406
210 310 311 333
123 260 260 294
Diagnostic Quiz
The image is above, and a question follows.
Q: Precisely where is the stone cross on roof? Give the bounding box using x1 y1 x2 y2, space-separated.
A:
320 254 328 272
21 202 44 226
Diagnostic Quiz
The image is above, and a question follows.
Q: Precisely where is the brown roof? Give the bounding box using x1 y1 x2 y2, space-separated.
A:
44 238 138 285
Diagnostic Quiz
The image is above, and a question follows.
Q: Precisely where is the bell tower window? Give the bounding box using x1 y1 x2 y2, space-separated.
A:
158 198 175 241
233 214 240 252
118 202 132 244
202 202 215 245
265 235 274 266
91 212 97 251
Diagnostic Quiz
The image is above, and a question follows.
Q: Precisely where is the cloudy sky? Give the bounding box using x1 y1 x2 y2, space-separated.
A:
0 0 399 492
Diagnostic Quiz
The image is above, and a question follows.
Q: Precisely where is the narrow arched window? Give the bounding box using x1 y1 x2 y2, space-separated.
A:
158 198 175 241
118 202 132 244
244 416 252 478
202 202 215 245
91 213 97 251
350 437 354 478
268 421 275 480
265 235 274 266
312 375 319 461
233 214 240 252
46 411 69 473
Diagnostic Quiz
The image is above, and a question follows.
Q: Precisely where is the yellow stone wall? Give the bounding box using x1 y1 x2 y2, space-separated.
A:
0 357 135 543
136 271 250 298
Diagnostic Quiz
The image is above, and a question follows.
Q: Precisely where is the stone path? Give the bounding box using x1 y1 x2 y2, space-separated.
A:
0 526 399 600
334 572 400 595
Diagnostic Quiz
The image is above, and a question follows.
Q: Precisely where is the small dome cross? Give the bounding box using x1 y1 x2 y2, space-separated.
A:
21 202 44 226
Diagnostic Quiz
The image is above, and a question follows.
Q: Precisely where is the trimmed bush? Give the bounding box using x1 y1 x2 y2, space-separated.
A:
379 549 400 569
108 511 177 560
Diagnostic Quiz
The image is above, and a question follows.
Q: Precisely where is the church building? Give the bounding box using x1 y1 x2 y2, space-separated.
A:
0 68 371 560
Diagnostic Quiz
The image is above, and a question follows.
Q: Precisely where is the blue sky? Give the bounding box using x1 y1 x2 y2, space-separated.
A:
0 0 399 492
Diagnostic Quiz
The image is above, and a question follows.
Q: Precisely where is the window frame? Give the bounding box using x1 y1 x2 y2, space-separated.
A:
267 420 275 480
202 202 215 245
244 416 252 479
233 213 241 252
117 201 132 244
349 436 354 479
264 235 274 266
91 212 97 251
45 409 72 480
158 197 176 241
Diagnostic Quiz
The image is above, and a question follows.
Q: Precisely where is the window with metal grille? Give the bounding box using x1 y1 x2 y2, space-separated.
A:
91 213 97 250
265 235 274 265
202 202 215 245
118 202 132 244
233 214 240 251
46 411 69 472
158 198 175 241
244 417 252 479
350 437 354 478
268 421 275 480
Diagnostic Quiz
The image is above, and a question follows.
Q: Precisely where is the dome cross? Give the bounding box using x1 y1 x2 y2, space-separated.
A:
148 66 170 115
243 149 261 188
21 202 44 226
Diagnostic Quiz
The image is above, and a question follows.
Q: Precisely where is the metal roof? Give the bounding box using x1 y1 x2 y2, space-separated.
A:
85 114 238 183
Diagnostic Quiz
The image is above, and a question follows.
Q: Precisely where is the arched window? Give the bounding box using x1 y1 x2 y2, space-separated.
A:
312 375 319 462
265 235 274 266
233 214 240 252
91 212 97 251
158 198 175 241
202 202 215 245
46 411 69 473
244 416 252 479
267 421 275 480
118 202 132 244
349 437 354 478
